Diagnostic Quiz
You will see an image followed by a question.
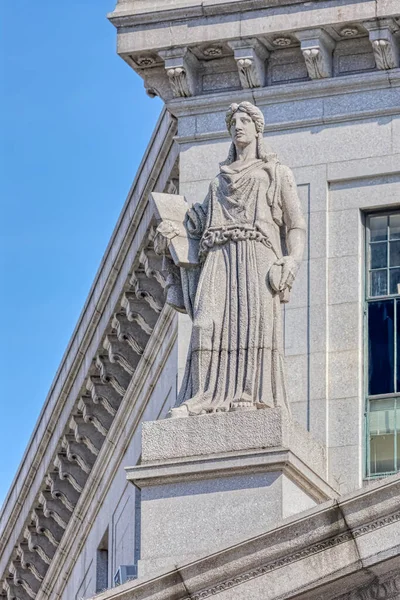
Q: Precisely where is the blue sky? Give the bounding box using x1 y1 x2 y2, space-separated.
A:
0 1 162 507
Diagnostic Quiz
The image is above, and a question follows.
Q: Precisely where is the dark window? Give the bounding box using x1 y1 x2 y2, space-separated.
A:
366 213 400 477
96 529 109 593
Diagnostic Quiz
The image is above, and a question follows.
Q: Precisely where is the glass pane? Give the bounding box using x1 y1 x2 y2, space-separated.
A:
389 214 400 240
370 270 387 297
369 398 395 434
368 300 394 395
390 269 400 295
390 240 400 267
370 242 387 269
370 432 395 474
370 215 388 242
397 301 400 393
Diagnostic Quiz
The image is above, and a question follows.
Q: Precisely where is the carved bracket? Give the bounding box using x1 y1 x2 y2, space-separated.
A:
228 39 269 89
16 543 47 582
77 395 113 436
45 472 80 513
158 47 200 98
38 490 72 529
364 19 400 70
295 28 335 79
9 561 40 598
103 334 140 376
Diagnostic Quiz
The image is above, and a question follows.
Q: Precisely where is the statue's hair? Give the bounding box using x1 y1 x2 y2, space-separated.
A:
224 101 268 164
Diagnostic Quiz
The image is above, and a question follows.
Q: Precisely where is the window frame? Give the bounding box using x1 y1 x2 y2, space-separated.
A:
364 209 400 479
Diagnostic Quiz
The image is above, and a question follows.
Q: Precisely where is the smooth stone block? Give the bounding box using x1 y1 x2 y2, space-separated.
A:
126 409 337 577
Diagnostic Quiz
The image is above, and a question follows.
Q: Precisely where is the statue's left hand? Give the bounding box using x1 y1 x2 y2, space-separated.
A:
274 256 300 291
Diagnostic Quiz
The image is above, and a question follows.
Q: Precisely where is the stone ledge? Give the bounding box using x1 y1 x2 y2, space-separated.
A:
127 447 337 502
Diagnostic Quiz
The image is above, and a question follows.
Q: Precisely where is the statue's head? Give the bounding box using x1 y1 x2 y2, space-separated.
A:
224 101 267 164
225 101 265 137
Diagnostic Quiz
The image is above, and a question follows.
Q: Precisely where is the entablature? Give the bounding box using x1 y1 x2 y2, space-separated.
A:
108 0 400 104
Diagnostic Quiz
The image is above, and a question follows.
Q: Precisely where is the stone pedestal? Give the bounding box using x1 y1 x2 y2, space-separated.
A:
126 408 337 577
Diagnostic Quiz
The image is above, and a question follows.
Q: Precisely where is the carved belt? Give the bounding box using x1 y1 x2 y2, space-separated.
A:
199 224 273 256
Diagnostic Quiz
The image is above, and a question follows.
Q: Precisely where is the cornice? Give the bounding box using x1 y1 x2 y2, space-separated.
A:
108 0 330 28
37 305 177 600
0 110 179 599
88 474 400 600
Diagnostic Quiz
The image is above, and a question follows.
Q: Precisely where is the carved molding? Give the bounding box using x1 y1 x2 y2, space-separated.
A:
185 509 400 600
159 47 200 98
365 19 400 70
338 571 400 600
228 38 269 89
296 28 335 79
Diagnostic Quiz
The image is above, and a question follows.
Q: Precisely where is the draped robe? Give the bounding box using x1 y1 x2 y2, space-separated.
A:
176 155 305 415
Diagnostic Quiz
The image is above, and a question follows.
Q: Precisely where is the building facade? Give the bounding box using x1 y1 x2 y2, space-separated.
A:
1 0 400 598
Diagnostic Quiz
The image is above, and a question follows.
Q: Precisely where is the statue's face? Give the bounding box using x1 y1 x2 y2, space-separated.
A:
229 110 257 146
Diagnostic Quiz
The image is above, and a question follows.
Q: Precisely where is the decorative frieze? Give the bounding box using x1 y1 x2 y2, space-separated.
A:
296 28 336 78
158 47 200 98
228 39 269 88
364 19 400 69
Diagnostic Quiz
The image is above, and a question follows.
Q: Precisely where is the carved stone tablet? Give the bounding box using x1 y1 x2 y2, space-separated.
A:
150 192 200 267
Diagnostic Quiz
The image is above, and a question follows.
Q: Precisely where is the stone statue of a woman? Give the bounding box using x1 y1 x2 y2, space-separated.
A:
159 101 306 417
